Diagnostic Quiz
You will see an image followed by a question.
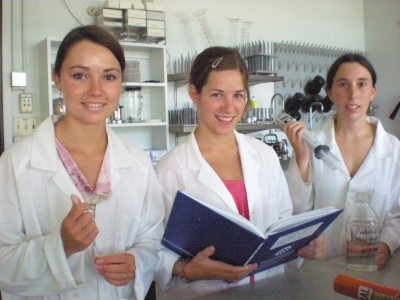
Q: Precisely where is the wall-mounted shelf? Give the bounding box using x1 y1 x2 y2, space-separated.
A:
167 73 190 82
169 122 280 135
109 121 167 128
167 73 284 86
248 74 284 85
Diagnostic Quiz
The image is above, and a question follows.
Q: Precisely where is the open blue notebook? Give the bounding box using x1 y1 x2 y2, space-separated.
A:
162 191 343 274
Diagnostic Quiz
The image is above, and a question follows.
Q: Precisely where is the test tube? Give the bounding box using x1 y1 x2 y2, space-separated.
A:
193 9 215 46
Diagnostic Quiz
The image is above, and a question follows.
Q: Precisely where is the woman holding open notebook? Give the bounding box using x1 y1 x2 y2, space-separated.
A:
155 46 327 299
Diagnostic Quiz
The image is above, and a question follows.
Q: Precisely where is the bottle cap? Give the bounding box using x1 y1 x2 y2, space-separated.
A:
125 86 142 91
250 96 257 109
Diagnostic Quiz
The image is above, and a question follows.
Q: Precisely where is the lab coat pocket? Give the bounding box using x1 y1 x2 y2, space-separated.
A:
113 215 144 299
117 283 149 300
115 214 143 251
101 213 143 255
117 284 136 300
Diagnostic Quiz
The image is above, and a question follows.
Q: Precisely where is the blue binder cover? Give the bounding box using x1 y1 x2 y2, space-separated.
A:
162 191 343 273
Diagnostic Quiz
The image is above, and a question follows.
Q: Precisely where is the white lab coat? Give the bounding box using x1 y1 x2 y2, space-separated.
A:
155 130 294 299
0 116 165 300
287 116 400 259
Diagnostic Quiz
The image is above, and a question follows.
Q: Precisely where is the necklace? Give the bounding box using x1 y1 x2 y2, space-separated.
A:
82 192 111 256
82 192 110 206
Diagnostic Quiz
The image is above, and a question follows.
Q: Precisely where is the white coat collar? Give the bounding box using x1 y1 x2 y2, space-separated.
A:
30 116 60 171
184 129 260 214
29 116 137 196
367 116 395 159
319 115 394 177
320 116 393 158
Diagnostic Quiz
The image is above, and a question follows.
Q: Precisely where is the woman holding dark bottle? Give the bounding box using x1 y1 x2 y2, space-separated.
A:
284 53 400 270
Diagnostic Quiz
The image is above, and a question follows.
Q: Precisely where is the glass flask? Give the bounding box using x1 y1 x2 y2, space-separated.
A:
346 192 381 271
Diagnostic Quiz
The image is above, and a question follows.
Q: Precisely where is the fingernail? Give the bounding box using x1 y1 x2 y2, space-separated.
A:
70 194 81 205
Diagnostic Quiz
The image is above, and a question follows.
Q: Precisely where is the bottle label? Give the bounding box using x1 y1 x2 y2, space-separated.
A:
346 223 380 269
349 225 380 244
358 286 373 300
358 285 397 300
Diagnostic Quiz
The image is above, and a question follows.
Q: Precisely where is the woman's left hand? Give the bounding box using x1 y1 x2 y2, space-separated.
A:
375 242 390 270
297 233 327 260
95 253 136 286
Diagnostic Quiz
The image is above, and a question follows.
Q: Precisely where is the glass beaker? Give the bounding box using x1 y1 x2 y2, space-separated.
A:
122 86 144 123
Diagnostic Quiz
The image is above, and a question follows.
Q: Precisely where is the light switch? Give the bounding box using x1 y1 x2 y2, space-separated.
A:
13 117 39 138
11 71 27 87
19 93 33 113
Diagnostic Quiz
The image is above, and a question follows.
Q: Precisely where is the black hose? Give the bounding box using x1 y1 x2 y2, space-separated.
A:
389 100 400 120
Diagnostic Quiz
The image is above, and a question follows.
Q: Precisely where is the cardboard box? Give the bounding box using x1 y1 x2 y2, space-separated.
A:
98 8 123 19
147 19 164 29
126 17 147 27
132 0 145 9
119 0 132 9
147 10 165 21
144 2 164 11
126 9 146 18
146 28 165 37
107 0 119 8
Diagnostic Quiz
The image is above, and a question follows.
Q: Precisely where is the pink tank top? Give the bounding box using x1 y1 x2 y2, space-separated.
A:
222 179 249 220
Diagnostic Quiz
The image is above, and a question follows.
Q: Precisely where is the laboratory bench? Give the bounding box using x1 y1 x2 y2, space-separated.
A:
193 250 400 300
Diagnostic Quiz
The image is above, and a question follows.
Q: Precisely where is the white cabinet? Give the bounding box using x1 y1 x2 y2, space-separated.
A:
38 37 169 151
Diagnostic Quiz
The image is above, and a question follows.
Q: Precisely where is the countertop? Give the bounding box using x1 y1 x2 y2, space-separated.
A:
193 251 400 300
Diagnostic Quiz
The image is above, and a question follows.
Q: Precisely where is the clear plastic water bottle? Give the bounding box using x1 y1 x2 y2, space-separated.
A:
346 192 381 271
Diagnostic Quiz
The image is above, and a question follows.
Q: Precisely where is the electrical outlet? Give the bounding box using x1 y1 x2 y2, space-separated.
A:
13 117 39 137
86 5 97 17
19 93 33 113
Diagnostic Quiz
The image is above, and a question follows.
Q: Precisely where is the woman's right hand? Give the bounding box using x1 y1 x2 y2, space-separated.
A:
181 246 258 282
60 195 99 257
283 121 310 180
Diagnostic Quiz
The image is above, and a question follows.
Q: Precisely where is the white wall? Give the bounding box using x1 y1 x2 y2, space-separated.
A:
163 0 365 60
2 0 366 148
364 0 400 138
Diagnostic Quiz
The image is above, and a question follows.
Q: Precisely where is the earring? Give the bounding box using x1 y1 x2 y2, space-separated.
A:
367 101 376 116
53 91 65 115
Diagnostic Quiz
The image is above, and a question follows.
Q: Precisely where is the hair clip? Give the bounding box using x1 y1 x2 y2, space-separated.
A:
211 56 223 69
